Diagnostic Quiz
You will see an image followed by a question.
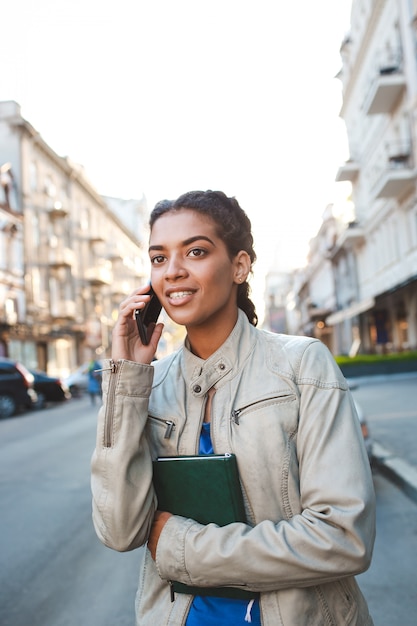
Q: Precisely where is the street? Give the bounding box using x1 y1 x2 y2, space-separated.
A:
349 372 417 467
358 471 417 625
0 377 416 626
0 398 140 626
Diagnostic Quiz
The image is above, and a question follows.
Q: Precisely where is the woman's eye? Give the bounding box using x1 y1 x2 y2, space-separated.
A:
188 248 206 258
150 255 165 265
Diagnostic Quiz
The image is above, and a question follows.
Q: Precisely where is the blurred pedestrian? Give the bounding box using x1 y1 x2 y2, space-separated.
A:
87 359 102 406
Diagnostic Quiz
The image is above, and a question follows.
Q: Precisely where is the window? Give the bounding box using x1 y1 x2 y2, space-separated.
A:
29 162 38 192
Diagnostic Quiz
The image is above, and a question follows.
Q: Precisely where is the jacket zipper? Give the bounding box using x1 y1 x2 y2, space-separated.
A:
149 415 175 439
232 394 292 425
101 360 176 446
101 359 118 448
169 580 175 602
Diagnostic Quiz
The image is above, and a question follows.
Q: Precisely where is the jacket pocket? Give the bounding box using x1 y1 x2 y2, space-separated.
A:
229 393 300 522
146 414 179 458
231 393 296 425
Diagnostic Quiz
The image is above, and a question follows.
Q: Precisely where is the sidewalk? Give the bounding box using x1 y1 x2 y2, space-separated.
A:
348 372 417 505
372 440 417 504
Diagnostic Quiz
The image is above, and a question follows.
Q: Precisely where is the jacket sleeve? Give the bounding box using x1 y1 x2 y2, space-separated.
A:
154 340 376 592
91 359 157 552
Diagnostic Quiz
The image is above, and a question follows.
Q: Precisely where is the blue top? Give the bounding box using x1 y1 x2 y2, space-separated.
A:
185 422 261 626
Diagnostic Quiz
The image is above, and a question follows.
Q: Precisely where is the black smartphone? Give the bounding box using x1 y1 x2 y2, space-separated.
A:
134 286 162 345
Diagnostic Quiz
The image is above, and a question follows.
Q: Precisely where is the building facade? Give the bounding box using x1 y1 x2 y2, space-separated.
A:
0 100 149 375
330 0 417 354
265 0 417 356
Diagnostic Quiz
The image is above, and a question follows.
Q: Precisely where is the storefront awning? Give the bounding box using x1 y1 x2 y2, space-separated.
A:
326 297 375 326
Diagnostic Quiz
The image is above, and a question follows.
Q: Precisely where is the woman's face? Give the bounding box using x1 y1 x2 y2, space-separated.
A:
149 209 246 335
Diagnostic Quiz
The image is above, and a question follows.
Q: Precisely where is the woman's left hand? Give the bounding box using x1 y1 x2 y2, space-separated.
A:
148 511 172 560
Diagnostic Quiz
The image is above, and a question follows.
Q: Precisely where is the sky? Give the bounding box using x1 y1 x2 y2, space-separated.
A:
1 0 353 320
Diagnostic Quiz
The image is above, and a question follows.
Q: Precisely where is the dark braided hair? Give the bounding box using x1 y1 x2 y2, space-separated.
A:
149 190 258 326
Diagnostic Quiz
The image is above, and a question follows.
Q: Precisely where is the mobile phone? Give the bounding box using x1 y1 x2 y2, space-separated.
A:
134 286 162 345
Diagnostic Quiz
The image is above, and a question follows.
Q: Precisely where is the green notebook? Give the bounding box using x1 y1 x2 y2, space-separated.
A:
152 452 258 600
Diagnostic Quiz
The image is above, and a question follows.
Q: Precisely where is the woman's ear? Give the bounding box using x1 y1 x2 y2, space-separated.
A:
233 250 251 284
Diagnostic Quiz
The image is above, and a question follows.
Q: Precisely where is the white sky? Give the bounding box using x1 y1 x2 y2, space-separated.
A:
1 0 353 321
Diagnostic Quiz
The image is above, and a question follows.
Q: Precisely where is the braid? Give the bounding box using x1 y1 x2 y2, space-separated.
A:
237 282 258 327
150 190 258 326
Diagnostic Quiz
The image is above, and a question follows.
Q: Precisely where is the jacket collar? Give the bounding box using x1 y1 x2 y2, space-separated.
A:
181 309 255 398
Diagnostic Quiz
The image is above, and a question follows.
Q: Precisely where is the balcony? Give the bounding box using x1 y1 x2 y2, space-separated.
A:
47 201 69 218
307 302 333 321
337 222 365 247
335 159 360 182
50 300 77 319
326 298 375 326
327 222 365 259
374 147 416 199
85 265 113 285
107 251 123 262
364 64 406 115
88 234 105 244
48 247 75 267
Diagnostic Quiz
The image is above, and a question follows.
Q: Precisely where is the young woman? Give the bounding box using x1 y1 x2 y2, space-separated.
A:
91 190 375 626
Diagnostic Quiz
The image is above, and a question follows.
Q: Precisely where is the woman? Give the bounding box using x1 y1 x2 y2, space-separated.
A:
91 190 375 625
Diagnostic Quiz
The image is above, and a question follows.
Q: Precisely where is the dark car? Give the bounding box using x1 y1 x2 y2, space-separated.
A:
0 357 38 418
29 369 71 409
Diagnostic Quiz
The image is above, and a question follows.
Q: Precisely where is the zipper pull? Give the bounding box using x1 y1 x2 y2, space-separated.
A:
95 359 117 374
169 580 175 602
164 420 175 439
232 409 241 425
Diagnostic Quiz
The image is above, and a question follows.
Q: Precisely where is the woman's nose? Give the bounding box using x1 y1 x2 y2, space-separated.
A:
164 256 187 280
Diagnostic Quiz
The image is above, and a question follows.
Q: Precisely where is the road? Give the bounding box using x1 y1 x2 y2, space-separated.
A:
358 470 417 625
0 398 140 626
0 382 416 625
349 372 417 467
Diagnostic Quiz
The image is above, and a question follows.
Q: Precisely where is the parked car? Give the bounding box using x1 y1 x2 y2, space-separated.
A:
29 369 71 409
63 361 103 398
0 357 38 418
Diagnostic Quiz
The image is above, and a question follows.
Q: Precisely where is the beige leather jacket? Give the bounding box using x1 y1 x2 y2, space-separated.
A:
91 310 375 625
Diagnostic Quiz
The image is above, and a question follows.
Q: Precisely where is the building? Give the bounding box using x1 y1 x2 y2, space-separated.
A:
266 0 417 355
329 0 417 353
0 100 149 375
282 205 338 350
263 271 291 333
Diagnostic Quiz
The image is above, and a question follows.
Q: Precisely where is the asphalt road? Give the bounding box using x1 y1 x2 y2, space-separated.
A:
358 470 417 625
349 372 417 468
0 398 140 626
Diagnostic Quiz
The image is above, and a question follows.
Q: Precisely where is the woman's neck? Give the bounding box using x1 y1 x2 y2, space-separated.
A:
186 311 238 359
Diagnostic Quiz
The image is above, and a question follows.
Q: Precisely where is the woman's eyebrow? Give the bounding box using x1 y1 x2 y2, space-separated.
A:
149 235 215 252
183 235 215 246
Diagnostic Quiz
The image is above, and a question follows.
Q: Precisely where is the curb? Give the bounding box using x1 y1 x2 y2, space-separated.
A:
372 441 417 505
346 371 417 387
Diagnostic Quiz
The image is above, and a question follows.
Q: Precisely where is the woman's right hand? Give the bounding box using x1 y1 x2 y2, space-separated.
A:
111 286 164 364
148 511 172 560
